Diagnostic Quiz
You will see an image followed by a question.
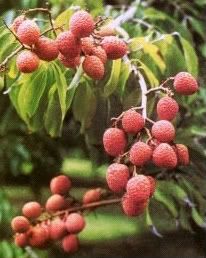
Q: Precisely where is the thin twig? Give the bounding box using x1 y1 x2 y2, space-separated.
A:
48 11 57 37
2 20 23 46
40 25 65 36
0 46 23 72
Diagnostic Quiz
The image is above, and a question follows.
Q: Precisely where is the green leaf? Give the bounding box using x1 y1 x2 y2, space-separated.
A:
191 208 206 227
55 8 73 30
189 17 206 39
104 59 121 97
118 61 131 97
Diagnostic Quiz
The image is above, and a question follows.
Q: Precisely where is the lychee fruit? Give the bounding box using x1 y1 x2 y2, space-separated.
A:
28 226 48 248
175 144 189 166
45 194 65 212
58 53 80 69
147 176 156 197
50 218 67 240
129 142 152 166
81 37 95 55
11 15 26 33
50 175 72 196
122 109 145 134
14 233 28 248
56 31 81 58
16 50 39 73
151 120 175 142
95 25 116 37
152 143 177 168
11 216 30 233
106 163 129 193
126 175 151 203
83 55 105 80
92 46 107 64
157 96 179 121
69 10 94 38
122 194 148 217
174 72 199 95
101 36 127 59
34 36 59 61
22 202 41 219
62 234 79 253
83 188 101 204
103 127 127 157
17 20 40 45
65 213 85 234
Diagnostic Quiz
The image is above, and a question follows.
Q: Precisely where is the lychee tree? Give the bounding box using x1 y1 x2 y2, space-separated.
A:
0 0 206 256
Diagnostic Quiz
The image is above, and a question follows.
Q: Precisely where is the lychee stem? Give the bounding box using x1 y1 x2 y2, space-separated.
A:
0 46 23 72
145 77 175 96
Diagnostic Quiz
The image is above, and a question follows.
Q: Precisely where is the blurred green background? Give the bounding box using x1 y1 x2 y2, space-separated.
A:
0 0 206 257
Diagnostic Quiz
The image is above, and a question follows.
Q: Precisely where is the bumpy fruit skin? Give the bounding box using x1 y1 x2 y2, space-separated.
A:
101 36 127 59
153 143 177 168
11 216 30 233
122 194 148 217
106 163 129 193
126 175 151 203
58 54 80 69
151 120 175 143
65 213 85 233
17 20 40 45
15 233 28 248
50 218 67 240
83 188 101 204
11 15 26 33
81 37 95 55
28 227 48 248
16 50 39 73
147 176 156 197
174 72 199 95
22 202 41 219
92 46 107 64
157 97 179 121
103 128 127 157
46 194 65 212
56 31 81 58
69 10 94 38
95 25 116 37
122 110 145 134
83 55 105 80
50 175 72 195
62 234 79 253
129 142 152 166
175 144 189 166
34 36 59 61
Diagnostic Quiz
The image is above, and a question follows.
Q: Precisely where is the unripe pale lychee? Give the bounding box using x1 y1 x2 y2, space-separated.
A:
50 218 67 240
147 176 156 197
69 10 94 38
16 50 39 73
15 233 28 248
65 213 85 233
28 227 48 248
103 128 127 157
17 20 40 45
46 194 65 212
101 36 127 60
83 188 101 204
92 46 107 64
11 216 30 233
175 144 189 166
151 120 175 142
62 234 79 253
129 142 152 166
126 175 151 203
174 72 199 95
81 37 95 55
50 175 72 195
122 194 148 217
11 15 26 33
157 97 179 121
22 202 41 219
34 36 59 61
152 143 177 168
58 54 80 69
122 110 145 134
106 163 129 193
95 25 116 37
56 31 81 58
83 55 105 80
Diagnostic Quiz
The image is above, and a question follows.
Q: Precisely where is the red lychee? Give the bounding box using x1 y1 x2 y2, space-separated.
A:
122 194 148 217
106 163 129 193
81 37 95 55
50 175 72 195
129 142 152 166
11 216 30 233
28 226 48 248
69 10 94 38
17 20 40 45
175 144 190 166
174 72 199 95
16 50 39 73
50 218 67 240
62 234 79 253
152 143 177 168
101 36 127 60
92 46 107 64
45 194 65 212
151 120 175 142
65 213 85 234
22 202 41 219
122 110 145 134
147 176 156 197
11 15 26 33
58 53 80 69
157 96 179 121
14 233 28 248
83 55 105 80
103 127 127 157
83 188 101 204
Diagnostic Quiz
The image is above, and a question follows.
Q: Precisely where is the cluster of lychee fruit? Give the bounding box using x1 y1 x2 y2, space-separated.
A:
103 71 199 216
11 175 102 253
11 10 127 79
